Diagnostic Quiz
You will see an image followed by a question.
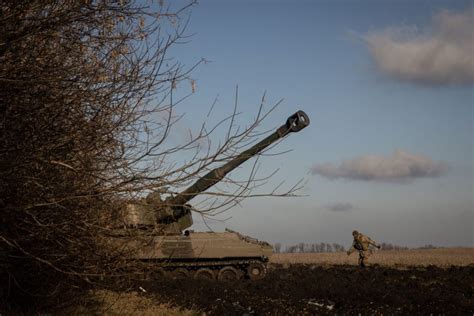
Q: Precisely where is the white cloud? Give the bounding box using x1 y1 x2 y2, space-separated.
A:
311 150 447 183
365 9 474 85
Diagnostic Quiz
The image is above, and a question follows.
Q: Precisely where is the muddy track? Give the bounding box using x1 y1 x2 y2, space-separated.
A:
139 264 473 315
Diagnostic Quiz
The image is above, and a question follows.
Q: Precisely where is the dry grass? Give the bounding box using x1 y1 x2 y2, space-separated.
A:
271 248 474 267
71 290 198 316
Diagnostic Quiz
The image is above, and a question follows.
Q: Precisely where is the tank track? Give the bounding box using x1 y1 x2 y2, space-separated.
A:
140 257 268 280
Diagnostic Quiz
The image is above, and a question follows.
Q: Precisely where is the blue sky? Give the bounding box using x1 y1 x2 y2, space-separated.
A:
164 0 473 248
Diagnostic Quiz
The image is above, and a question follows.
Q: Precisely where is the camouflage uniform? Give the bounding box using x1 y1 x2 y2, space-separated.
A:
347 230 380 268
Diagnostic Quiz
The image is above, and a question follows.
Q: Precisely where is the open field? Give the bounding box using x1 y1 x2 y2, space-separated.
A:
80 248 474 315
131 264 473 315
271 247 474 267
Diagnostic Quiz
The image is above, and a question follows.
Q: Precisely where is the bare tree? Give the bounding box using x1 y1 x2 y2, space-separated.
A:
332 243 345 252
297 242 305 253
320 242 327 253
0 1 304 311
286 245 298 253
326 243 333 253
273 243 282 254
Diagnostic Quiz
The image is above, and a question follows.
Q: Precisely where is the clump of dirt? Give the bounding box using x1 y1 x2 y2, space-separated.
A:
137 264 473 315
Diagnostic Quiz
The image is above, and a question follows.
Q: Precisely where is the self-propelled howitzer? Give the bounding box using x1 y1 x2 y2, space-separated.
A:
114 111 310 280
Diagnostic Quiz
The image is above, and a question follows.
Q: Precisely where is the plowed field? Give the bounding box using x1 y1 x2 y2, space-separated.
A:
138 264 473 315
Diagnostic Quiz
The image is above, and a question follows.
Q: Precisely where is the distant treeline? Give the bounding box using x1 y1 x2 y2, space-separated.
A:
274 242 439 253
274 243 346 253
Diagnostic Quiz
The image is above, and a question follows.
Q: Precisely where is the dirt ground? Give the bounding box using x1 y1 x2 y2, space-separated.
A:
271 248 474 267
133 264 473 315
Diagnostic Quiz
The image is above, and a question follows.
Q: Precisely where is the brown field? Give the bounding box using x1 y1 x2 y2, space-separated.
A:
271 247 474 267
75 248 473 315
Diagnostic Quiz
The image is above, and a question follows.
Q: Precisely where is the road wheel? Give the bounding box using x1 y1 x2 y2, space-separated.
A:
171 268 189 279
247 262 266 280
194 268 216 280
217 266 242 281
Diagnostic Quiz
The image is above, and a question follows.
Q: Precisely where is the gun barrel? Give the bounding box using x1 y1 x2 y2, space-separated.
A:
169 110 310 206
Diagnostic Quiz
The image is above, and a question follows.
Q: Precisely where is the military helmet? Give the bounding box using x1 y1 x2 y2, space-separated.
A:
352 230 359 237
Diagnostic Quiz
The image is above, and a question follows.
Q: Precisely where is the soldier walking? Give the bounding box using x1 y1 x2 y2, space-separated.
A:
347 230 380 268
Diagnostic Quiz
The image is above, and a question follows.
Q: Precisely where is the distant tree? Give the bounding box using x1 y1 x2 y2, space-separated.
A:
332 243 345 252
419 244 437 250
382 243 394 250
326 243 333 252
298 242 305 253
315 243 322 253
274 243 282 253
320 242 327 253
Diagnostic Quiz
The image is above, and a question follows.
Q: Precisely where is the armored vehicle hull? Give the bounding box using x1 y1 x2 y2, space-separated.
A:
109 229 272 280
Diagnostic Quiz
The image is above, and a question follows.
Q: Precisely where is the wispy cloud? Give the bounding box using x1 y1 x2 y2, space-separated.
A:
364 8 474 85
325 202 356 212
311 150 447 183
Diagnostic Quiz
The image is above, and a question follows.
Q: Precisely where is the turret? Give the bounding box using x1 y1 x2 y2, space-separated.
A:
122 111 310 234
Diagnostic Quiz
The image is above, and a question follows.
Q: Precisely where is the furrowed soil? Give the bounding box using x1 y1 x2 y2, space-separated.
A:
135 264 473 315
